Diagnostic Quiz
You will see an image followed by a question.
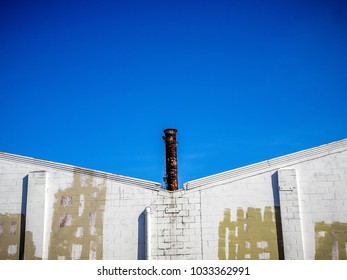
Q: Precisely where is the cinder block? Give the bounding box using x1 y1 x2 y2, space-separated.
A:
162 198 175 205
184 204 195 211
183 216 195 223
175 248 190 255
334 181 347 188
194 203 201 210
177 210 188 217
189 210 200 216
183 228 198 236
176 197 189 204
156 223 171 231
189 222 201 229
176 235 190 242
171 242 184 249
176 223 189 229
157 217 171 224
286 206 299 213
188 197 200 204
173 254 191 260
321 193 335 200
172 229 183 236
158 242 171 249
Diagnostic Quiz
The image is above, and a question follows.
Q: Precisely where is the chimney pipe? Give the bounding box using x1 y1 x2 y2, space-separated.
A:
163 128 178 191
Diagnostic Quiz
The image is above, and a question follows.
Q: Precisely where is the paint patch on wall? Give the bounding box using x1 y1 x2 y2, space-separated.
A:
218 207 281 260
315 222 347 260
48 169 106 260
0 214 21 260
24 231 41 260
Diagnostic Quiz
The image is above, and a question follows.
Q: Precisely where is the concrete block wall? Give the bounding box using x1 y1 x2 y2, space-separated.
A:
197 172 281 260
1 138 347 260
102 181 157 259
277 168 304 259
147 171 281 260
290 151 347 260
0 156 41 259
182 139 347 260
0 153 162 260
150 190 203 260
25 171 48 259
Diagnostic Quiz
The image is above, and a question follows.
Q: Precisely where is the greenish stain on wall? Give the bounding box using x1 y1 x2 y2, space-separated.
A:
48 168 106 260
0 213 21 260
315 222 347 260
218 206 281 260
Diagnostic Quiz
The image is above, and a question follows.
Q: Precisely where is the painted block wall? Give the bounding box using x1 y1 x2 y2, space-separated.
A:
147 175 281 260
0 157 38 259
149 191 203 260
182 146 347 260
198 172 281 260
291 152 347 259
1 139 347 260
0 154 162 260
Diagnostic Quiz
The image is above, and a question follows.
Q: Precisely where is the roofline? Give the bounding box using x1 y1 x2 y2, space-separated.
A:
0 152 162 191
184 138 347 190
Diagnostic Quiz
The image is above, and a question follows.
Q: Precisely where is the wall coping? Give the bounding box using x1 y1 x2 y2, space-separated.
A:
184 138 347 190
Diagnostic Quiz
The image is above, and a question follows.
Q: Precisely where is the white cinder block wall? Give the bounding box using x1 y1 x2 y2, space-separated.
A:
182 140 347 260
0 153 162 260
293 152 347 259
1 138 347 260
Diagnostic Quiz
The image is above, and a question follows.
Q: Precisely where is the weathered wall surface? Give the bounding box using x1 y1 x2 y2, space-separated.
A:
292 152 347 260
102 181 158 260
0 156 37 260
150 191 203 260
184 171 283 260
182 139 347 260
0 213 22 259
147 177 282 260
0 153 161 260
1 139 346 260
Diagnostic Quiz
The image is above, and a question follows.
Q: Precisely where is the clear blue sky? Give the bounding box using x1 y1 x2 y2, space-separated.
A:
1 0 346 187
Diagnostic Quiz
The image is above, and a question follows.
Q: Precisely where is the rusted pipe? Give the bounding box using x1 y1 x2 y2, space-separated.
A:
163 128 178 191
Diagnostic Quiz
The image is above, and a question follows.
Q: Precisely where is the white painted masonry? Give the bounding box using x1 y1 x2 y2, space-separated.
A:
0 138 347 260
278 169 304 259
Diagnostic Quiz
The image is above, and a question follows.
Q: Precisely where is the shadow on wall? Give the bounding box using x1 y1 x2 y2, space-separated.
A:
19 175 28 260
137 210 145 260
0 175 39 260
271 172 284 260
217 172 285 260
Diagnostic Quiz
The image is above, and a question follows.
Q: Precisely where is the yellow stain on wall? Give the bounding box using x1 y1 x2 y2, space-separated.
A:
315 222 347 260
0 213 21 260
218 206 281 260
48 169 106 260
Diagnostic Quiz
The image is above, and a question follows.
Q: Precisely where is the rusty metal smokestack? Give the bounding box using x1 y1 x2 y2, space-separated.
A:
163 128 178 191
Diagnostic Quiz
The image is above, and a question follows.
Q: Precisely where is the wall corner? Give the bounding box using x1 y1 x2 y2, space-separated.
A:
278 168 305 259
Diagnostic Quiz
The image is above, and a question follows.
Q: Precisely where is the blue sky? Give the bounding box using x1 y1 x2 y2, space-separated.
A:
1 0 346 187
